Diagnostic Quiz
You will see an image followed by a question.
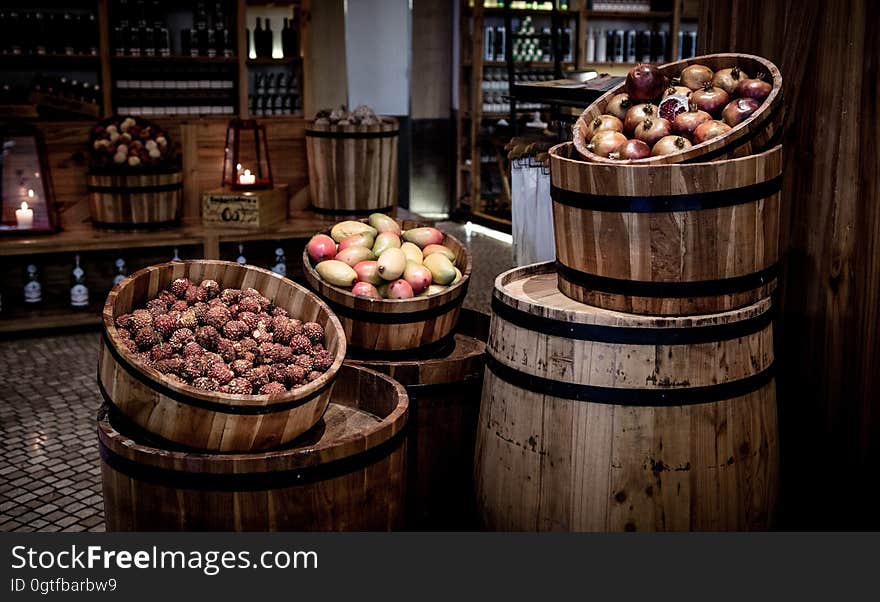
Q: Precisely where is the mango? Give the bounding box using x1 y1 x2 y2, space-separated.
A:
334 246 375 267
307 234 337 262
422 244 456 263
400 242 423 264
330 220 377 243
420 284 448 296
337 232 375 252
452 267 463 284
423 253 456 285
316 260 358 288
403 261 432 294
372 231 402 257
368 213 401 235
377 283 390 298
387 279 414 299
351 281 382 299
402 227 444 248
353 260 382 285
377 247 406 281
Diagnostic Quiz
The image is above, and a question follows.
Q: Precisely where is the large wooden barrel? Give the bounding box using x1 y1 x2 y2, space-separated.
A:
573 53 783 165
302 220 472 352
550 142 782 315
99 364 408 531
305 118 399 216
475 263 779 531
99 260 346 452
348 308 488 529
87 168 183 228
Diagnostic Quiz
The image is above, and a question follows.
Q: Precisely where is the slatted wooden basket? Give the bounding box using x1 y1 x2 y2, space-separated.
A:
87 167 183 228
302 219 471 353
98 260 346 452
305 118 399 216
573 53 782 165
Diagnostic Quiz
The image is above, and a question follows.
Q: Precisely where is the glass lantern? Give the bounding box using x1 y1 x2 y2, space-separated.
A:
222 118 273 190
0 125 58 235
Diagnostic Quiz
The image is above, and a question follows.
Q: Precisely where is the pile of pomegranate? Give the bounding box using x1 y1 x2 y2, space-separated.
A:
581 62 772 160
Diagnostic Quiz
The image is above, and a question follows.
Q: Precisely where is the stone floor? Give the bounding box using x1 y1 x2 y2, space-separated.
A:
0 223 515 532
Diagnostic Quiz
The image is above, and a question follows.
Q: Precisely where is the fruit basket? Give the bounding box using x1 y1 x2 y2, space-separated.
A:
98 260 346 452
572 53 782 165
302 216 471 352
87 115 183 228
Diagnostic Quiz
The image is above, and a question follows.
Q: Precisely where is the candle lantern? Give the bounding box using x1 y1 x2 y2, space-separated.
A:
0 124 59 236
222 119 273 190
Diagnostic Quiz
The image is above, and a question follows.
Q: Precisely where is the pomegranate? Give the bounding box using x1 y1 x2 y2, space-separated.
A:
610 139 651 160
735 74 772 102
690 84 730 116
587 130 628 157
712 66 749 95
584 114 624 139
680 64 714 90
722 97 761 127
623 103 657 133
651 135 692 156
658 94 690 121
605 93 632 121
625 64 667 102
693 120 732 144
672 104 712 137
634 117 672 147
663 85 692 97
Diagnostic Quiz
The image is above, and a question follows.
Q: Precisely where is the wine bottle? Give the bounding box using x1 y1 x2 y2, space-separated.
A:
34 12 46 55
172 248 182 262
24 264 42 304
70 255 89 309
271 248 287 276
254 18 265 58
236 244 247 265
264 19 273 58
113 258 127 286
87 13 99 55
63 12 75 55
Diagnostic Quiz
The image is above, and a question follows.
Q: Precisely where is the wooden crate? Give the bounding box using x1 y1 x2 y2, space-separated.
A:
201 185 288 229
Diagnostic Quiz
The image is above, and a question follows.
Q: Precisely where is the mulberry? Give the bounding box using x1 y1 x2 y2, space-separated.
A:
285 364 306 385
208 362 234 385
312 350 335 372
307 370 323 382
269 363 288 384
294 354 314 374
153 357 183 375
116 313 133 329
154 313 177 337
237 297 261 314
191 302 209 324
230 358 253 376
183 341 204 357
223 320 248 340
184 285 206 305
195 325 220 350
135 327 158 350
255 342 278 365
199 279 220 299
150 342 174 362
259 382 288 396
239 311 260 331
170 328 195 350
131 309 153 330
302 322 325 344
219 288 240 305
182 357 207 380
272 307 289 318
158 290 177 306
271 317 295 344
274 344 293 364
123 339 138 354
117 328 131 340
170 300 188 313
251 325 274 345
192 376 219 391
216 338 237 362
244 366 271 389
205 306 231 329
170 277 192 298
227 377 252 395
177 309 198 330
146 298 168 317
289 334 312 355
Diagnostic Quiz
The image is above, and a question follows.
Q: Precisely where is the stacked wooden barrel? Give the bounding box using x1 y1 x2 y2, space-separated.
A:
475 54 783 531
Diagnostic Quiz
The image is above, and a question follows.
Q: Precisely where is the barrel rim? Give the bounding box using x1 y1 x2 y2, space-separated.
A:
572 53 783 165
301 219 472 315
96 364 409 473
102 260 347 409
492 262 772 328
305 116 399 133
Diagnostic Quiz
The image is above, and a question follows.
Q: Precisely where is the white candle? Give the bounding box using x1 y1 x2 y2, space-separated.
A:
16 201 34 229
239 169 256 185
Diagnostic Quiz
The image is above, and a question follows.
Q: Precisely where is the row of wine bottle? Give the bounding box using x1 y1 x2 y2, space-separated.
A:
249 17 300 59
2 248 288 313
0 10 98 56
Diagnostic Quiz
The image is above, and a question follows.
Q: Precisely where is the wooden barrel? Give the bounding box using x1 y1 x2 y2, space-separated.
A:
302 219 472 352
99 364 408 531
305 118 399 216
348 308 489 529
550 142 782 315
475 263 779 531
573 53 783 165
87 168 183 228
98 260 346 452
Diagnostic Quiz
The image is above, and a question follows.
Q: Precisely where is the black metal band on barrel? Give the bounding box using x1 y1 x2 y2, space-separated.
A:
346 332 458 360
91 218 182 231
555 261 778 298
491 296 772 345
551 174 782 213
405 372 484 401
87 182 183 194
318 286 467 324
685 101 784 163
100 331 329 415
309 204 395 216
485 354 774 407
305 129 399 139
98 423 407 491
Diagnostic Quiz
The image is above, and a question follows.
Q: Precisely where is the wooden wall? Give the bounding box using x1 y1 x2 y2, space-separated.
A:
699 0 880 528
412 0 453 120
302 0 348 117
41 116 310 231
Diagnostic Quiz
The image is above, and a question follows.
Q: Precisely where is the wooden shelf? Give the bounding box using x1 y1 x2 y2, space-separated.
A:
475 7 580 16
0 306 103 335
247 57 300 66
586 10 673 19
112 55 239 64
0 54 101 69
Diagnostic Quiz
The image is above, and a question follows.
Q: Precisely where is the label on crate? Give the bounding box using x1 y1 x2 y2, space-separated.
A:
202 194 262 226
70 284 89 308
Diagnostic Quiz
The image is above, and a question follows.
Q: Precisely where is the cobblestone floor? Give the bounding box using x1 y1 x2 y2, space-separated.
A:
0 225 515 532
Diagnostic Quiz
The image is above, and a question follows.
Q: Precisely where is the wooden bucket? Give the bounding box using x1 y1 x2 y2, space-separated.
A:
348 308 488 529
302 219 472 352
87 168 183 228
99 364 408 531
305 118 399 216
475 263 779 531
98 260 346 452
573 53 783 165
550 142 782 315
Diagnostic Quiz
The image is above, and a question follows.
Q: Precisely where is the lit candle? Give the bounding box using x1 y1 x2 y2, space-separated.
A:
239 169 256 186
16 201 34 229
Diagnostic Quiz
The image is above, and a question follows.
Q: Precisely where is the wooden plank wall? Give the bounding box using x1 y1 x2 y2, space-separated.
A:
39 117 310 231
411 0 453 120
699 0 880 528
